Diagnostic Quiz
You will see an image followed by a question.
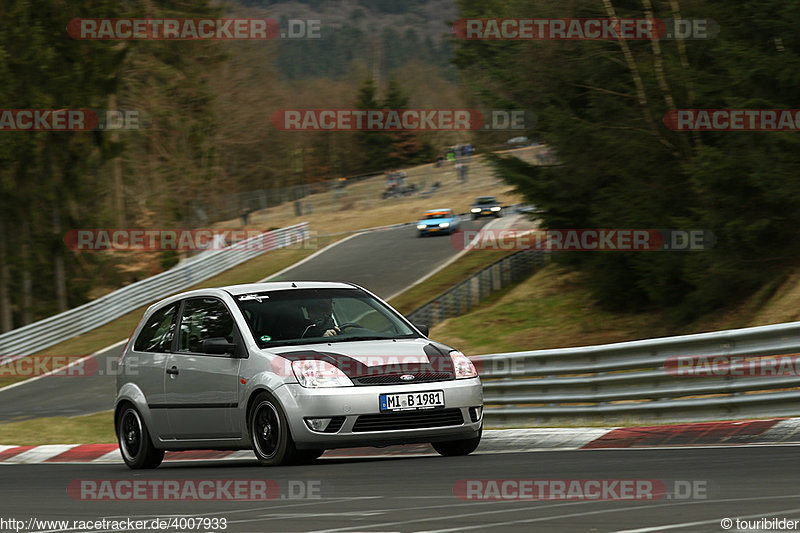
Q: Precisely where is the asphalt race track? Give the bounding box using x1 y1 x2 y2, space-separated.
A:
270 218 490 298
0 220 487 422
0 342 124 422
1 447 798 532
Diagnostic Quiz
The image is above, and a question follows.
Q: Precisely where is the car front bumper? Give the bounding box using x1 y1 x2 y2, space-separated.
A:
418 226 452 234
276 378 483 449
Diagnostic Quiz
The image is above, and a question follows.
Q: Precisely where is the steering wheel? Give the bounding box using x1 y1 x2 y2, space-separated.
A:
336 322 363 331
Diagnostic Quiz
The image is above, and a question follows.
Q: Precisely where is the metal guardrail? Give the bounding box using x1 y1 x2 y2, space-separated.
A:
402 225 800 424
406 249 546 328
0 223 309 361
473 321 800 426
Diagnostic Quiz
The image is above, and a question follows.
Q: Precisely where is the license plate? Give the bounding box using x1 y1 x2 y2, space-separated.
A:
380 390 444 412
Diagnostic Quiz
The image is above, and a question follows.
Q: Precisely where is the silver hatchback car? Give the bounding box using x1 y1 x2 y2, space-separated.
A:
115 281 483 468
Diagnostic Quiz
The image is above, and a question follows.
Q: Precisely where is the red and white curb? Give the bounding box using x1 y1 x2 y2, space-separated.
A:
2 417 799 465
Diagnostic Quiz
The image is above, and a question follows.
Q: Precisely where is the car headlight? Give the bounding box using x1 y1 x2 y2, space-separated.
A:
291 360 353 388
450 350 478 379
491 206 501 211
471 208 481 213
417 224 427 230
439 222 450 228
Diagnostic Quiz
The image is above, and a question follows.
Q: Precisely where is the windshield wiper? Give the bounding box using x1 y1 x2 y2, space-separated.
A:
259 339 304 347
259 334 417 347
333 335 415 342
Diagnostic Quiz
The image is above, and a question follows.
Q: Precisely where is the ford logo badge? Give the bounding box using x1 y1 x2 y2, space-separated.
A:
400 374 415 381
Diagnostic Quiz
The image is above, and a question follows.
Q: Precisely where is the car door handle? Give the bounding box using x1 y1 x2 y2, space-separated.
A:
166 366 179 375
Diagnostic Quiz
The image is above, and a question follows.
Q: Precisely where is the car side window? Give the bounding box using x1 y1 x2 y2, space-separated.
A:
177 297 235 354
133 303 178 353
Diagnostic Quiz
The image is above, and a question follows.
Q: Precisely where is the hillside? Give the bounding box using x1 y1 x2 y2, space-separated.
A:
431 261 800 355
231 0 459 79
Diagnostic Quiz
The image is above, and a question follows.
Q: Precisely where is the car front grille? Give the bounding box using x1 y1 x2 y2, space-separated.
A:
352 408 464 432
353 373 452 386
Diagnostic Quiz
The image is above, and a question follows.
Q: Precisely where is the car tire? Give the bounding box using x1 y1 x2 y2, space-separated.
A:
432 431 481 457
249 392 299 466
117 405 164 469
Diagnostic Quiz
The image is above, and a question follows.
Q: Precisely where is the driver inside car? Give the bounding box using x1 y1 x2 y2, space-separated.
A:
303 299 340 337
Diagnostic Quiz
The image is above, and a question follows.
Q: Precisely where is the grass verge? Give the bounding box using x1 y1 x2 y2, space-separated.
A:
388 248 518 315
432 260 800 356
431 264 679 355
0 411 116 445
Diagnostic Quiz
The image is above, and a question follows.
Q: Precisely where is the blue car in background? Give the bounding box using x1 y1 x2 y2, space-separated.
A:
416 208 460 237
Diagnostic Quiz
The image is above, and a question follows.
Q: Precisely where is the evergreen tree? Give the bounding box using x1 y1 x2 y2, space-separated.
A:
456 0 800 320
354 78 390 171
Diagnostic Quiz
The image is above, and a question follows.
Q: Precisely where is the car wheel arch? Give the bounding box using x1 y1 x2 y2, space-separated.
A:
245 387 285 431
114 383 155 441
113 400 135 439
245 387 268 420
115 400 161 454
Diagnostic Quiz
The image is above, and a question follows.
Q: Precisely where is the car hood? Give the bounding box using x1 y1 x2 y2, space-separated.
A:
267 338 456 380
418 218 455 226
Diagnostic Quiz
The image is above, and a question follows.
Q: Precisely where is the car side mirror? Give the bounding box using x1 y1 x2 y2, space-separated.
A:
202 337 238 356
415 324 429 337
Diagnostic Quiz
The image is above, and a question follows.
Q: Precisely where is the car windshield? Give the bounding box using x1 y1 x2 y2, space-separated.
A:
234 287 418 348
424 211 451 219
475 197 497 205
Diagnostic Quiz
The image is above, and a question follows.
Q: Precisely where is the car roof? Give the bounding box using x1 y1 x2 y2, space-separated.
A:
154 281 358 305
221 281 356 295
424 208 453 214
141 281 363 317
475 196 497 201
